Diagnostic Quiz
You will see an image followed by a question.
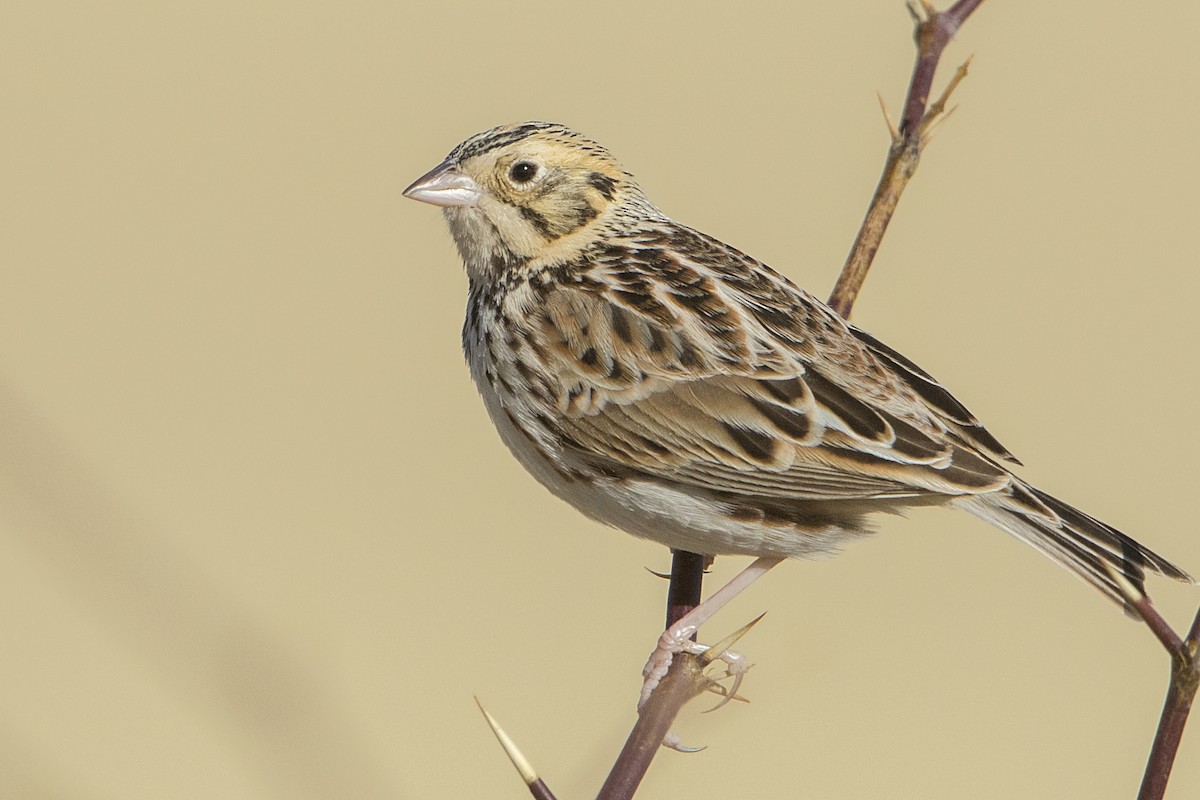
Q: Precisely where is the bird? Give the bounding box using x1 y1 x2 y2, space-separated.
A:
403 120 1193 620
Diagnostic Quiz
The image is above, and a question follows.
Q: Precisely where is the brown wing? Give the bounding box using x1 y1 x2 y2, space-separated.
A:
524 234 1011 504
846 326 1020 465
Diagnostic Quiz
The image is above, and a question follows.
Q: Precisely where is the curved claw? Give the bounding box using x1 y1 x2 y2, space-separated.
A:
703 669 747 713
662 731 707 753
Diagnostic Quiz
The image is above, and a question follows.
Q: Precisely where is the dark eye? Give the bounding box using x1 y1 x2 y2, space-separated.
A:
509 161 538 184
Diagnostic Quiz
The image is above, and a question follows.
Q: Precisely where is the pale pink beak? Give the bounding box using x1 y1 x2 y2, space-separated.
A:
403 161 482 208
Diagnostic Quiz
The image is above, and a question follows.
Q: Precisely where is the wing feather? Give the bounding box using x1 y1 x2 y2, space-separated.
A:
521 237 1013 507
848 326 1020 464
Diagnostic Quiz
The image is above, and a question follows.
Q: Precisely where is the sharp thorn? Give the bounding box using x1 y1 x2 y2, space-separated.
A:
475 697 539 786
877 92 900 143
700 612 766 667
920 105 958 145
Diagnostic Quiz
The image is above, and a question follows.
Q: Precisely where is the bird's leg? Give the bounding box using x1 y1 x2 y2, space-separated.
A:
640 556 783 711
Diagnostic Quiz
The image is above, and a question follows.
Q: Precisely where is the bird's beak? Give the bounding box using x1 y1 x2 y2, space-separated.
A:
403 161 482 208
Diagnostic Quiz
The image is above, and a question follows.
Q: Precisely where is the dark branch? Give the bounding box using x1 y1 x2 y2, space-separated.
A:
527 780 558 800
595 655 706 800
666 550 707 629
1120 588 1200 800
901 0 986 134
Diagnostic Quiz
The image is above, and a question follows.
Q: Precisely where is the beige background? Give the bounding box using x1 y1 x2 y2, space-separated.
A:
2 1 1198 797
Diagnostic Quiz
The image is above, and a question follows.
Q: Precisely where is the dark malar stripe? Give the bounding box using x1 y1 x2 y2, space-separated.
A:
519 206 556 238
587 171 618 200
519 201 599 241
572 200 598 230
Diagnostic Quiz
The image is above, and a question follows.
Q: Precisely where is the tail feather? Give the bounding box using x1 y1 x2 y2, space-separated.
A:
952 481 1194 607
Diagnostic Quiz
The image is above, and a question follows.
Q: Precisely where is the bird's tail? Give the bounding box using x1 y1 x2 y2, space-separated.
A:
950 481 1194 606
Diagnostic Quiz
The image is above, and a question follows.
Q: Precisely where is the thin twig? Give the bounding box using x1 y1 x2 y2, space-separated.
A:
900 0 986 135
828 0 986 318
597 551 705 796
596 654 707 800
592 550 708 794
1139 650 1199 800
1107 566 1200 800
601 557 767 796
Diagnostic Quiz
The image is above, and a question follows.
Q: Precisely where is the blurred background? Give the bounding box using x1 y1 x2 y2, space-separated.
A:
3 1 1198 797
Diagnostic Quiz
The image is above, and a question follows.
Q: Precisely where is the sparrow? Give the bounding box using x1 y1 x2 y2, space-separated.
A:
404 121 1193 613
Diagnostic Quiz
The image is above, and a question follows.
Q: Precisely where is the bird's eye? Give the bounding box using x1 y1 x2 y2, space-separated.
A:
509 161 539 184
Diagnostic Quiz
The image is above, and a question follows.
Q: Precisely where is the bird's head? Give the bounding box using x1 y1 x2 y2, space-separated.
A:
405 122 654 281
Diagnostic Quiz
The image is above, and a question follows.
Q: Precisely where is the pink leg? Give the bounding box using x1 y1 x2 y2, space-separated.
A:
640 556 783 710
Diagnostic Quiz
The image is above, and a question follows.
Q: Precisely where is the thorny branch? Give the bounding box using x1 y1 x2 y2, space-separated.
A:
827 0 983 319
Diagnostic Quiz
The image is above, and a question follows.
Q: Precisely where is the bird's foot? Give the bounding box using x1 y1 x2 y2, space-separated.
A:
639 617 757 710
